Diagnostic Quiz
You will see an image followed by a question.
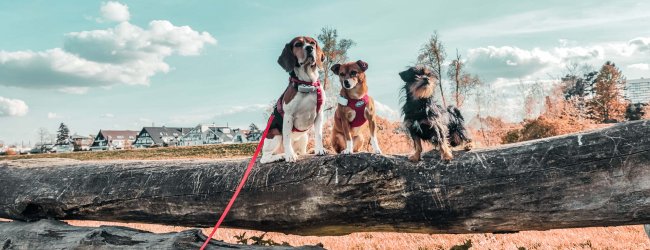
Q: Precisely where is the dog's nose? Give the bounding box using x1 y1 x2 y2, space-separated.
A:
305 46 313 53
344 79 349 84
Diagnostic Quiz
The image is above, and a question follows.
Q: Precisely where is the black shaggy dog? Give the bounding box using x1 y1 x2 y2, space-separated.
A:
399 65 472 162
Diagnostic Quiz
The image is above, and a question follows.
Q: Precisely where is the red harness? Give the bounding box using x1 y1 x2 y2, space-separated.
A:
342 94 369 128
275 77 323 132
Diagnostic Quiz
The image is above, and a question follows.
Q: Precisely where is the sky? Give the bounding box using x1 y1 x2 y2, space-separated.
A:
1 0 650 145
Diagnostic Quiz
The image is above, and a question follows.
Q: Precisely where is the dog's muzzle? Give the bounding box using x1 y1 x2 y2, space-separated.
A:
343 80 351 89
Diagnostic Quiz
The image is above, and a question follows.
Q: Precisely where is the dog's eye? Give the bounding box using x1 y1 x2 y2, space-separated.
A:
294 42 304 47
350 71 357 76
339 73 345 76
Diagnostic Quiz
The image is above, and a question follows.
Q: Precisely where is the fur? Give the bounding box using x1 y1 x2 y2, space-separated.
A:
399 65 472 162
260 36 327 164
330 60 382 155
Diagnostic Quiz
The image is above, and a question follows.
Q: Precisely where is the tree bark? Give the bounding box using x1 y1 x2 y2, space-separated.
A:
1 120 649 236
0 219 322 249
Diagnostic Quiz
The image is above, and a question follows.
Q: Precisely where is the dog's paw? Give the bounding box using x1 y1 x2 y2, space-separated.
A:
314 148 328 156
463 142 473 151
341 148 353 154
408 154 421 162
284 152 299 163
442 153 453 163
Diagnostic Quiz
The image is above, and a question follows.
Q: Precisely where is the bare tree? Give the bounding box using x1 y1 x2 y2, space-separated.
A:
37 128 49 146
418 31 447 106
447 49 481 108
518 80 545 120
317 27 356 118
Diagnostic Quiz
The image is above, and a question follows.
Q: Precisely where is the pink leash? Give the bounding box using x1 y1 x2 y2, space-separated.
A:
199 115 275 250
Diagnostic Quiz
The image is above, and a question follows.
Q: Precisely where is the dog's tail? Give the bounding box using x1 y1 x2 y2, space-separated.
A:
446 106 471 147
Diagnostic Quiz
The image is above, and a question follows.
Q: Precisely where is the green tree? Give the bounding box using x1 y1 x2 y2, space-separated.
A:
56 123 70 145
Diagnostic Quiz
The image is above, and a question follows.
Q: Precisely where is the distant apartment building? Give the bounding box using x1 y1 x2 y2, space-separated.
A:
626 78 650 104
133 127 192 148
90 130 138 151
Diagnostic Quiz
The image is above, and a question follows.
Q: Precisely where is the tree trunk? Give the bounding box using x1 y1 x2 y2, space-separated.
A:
0 219 322 249
1 120 649 236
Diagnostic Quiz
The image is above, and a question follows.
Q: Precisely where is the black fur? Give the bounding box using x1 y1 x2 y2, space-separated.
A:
399 66 472 148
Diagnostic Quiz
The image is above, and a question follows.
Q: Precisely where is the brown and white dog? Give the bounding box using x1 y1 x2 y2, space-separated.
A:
260 36 328 163
330 60 382 154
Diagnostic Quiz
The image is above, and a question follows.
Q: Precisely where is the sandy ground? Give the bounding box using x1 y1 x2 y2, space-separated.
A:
61 220 650 250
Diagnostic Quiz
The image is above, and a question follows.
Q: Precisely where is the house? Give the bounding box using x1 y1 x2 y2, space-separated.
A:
70 134 94 151
243 129 263 142
133 127 192 148
90 130 138 151
180 124 245 146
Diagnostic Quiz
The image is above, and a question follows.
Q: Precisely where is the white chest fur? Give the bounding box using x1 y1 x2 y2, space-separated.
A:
284 90 320 131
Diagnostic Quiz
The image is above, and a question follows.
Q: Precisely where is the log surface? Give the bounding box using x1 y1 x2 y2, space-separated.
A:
1 120 649 236
0 219 322 249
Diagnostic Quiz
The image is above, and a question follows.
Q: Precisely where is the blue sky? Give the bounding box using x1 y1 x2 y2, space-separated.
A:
1 0 650 145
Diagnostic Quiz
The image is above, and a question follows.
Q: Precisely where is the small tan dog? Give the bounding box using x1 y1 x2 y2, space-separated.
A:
330 60 382 154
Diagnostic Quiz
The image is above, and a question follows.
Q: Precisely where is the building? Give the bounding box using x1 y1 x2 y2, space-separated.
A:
180 124 246 146
70 134 94 151
133 127 192 148
90 130 138 151
626 78 650 104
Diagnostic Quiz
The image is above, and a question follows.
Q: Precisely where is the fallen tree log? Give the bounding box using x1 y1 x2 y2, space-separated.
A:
0 120 649 236
0 219 322 249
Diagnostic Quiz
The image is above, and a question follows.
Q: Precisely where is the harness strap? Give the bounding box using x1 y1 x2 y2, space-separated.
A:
340 94 370 128
275 77 323 132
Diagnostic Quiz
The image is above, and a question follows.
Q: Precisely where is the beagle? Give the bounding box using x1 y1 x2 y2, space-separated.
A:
260 36 328 163
330 60 382 155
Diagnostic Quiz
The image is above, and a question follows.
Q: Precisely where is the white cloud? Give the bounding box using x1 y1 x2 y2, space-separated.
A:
101 113 115 118
0 97 28 117
100 1 130 23
466 45 604 82
47 112 63 119
628 63 650 70
629 37 650 53
59 87 90 94
0 2 216 92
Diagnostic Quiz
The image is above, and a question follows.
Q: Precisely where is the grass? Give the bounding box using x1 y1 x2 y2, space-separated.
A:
0 143 258 161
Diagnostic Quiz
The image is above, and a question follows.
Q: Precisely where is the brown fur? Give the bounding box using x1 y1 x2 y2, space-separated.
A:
277 36 324 72
330 60 379 154
268 36 325 139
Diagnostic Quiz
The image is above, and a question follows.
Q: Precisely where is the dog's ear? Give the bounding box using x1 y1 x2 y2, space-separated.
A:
277 43 297 72
399 68 416 83
356 60 368 72
315 42 325 69
331 64 341 75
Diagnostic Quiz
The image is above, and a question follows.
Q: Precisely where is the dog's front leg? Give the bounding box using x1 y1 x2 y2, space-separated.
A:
366 111 382 154
282 114 298 162
313 111 328 155
408 136 423 162
341 113 354 154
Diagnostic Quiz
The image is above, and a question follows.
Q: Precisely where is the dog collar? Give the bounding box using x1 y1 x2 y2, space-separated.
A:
289 77 320 93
